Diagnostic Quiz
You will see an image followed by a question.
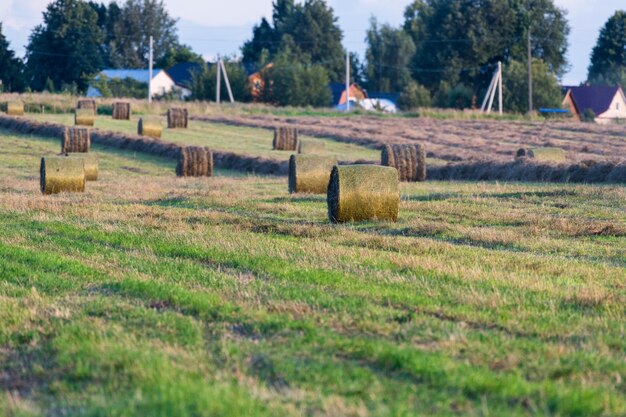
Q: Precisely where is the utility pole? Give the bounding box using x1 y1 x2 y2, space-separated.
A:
216 55 221 104
219 59 235 103
527 28 533 113
498 61 503 115
345 50 350 112
148 35 153 104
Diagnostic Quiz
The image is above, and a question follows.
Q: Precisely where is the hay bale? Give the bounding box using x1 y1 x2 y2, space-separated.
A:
75 108 95 126
516 147 566 163
381 144 426 182
77 99 97 113
176 146 213 177
40 156 86 194
297 139 326 154
138 117 162 138
273 127 298 151
167 108 188 128
6 101 25 116
112 102 131 120
62 127 90 153
67 153 99 181
327 165 399 223
289 155 338 194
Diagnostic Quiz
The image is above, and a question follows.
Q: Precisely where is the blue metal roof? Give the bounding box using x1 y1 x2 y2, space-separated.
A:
97 69 164 83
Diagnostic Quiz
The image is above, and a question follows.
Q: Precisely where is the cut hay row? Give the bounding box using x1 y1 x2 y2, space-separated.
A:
327 165 399 223
62 127 90 153
112 102 131 120
6 101 25 116
67 153 99 181
76 99 97 113
273 127 298 151
516 147 567 163
167 108 188 128
288 155 338 194
40 156 85 194
177 146 213 177
381 144 427 182
138 117 163 138
298 139 326 154
75 108 95 126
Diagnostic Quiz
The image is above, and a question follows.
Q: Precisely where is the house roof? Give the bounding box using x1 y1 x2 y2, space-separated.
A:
97 69 165 83
566 85 622 116
166 62 203 88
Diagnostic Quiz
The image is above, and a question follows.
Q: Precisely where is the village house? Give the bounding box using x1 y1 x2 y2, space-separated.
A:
562 85 626 124
86 69 177 98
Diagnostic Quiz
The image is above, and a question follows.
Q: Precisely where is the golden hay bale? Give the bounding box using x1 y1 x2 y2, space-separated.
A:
138 117 162 138
176 146 213 177
297 139 326 154
77 99 97 113
381 144 426 182
40 156 86 194
289 155 338 194
67 153 99 181
516 147 566 163
6 101 25 116
273 126 298 151
62 127 90 153
327 165 399 223
112 102 131 120
167 108 188 128
74 108 95 126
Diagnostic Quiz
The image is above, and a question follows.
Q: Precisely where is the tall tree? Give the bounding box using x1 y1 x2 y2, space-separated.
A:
25 0 103 92
0 23 25 92
87 1 122 68
504 58 561 113
588 10 626 86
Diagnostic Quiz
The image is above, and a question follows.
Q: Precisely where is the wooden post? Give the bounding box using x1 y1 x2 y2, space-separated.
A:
220 59 235 103
498 61 503 115
527 28 533 113
148 35 153 104
216 55 221 104
345 50 350 112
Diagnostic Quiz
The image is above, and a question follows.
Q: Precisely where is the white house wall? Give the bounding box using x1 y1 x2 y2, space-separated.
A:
596 90 626 124
150 72 176 98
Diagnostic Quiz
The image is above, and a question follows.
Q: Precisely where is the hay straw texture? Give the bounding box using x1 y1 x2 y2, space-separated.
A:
297 139 326 154
327 165 399 223
67 153 98 181
40 156 86 194
176 146 213 177
381 144 427 182
77 99 97 113
62 127 90 153
288 155 338 194
74 108 95 126
167 108 188 128
6 101 25 116
516 147 566 163
273 127 298 151
112 102 131 120
138 117 162 138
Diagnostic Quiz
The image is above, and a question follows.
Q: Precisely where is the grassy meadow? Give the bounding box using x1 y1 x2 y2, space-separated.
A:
0 126 625 417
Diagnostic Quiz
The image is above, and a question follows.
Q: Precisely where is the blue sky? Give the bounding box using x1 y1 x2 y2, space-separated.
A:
1 0 624 85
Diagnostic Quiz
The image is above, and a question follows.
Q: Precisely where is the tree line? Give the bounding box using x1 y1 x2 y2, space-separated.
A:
0 0 625 112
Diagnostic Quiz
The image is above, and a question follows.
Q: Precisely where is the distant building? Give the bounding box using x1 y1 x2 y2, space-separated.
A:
562 85 626 124
330 82 368 106
248 63 273 101
166 62 203 98
86 69 177 98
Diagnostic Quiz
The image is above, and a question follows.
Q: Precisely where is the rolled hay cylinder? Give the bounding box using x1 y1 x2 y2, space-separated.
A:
67 153 99 181
289 154 338 194
176 146 213 177
297 139 326 154
62 127 90 153
112 102 131 120
167 108 188 128
76 99 97 113
273 126 298 151
381 144 427 182
74 108 95 126
138 117 162 138
327 165 399 223
6 101 25 116
40 156 86 195
516 147 566 163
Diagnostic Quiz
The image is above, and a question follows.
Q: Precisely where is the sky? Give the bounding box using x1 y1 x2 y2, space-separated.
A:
1 0 624 85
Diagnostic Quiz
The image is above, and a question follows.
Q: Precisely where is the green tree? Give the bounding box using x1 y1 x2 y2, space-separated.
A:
87 1 121 67
190 60 252 103
503 59 561 113
398 80 431 110
365 19 416 93
156 45 204 69
588 10 626 86
0 23 25 92
25 0 103 92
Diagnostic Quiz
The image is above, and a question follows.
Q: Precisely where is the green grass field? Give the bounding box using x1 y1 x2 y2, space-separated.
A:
1 127 625 417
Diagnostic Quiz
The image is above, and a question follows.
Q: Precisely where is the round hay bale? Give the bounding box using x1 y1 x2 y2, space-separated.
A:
381 144 426 182
176 146 213 177
6 101 25 116
67 153 99 181
138 117 162 138
327 165 399 223
289 154 338 194
77 99 97 113
112 102 131 120
62 127 90 153
74 108 95 126
40 156 86 194
517 147 566 163
167 108 188 128
297 139 326 154
273 126 298 151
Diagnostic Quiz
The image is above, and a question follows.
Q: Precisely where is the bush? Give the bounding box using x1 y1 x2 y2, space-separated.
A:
581 108 596 123
447 83 473 109
398 81 431 110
